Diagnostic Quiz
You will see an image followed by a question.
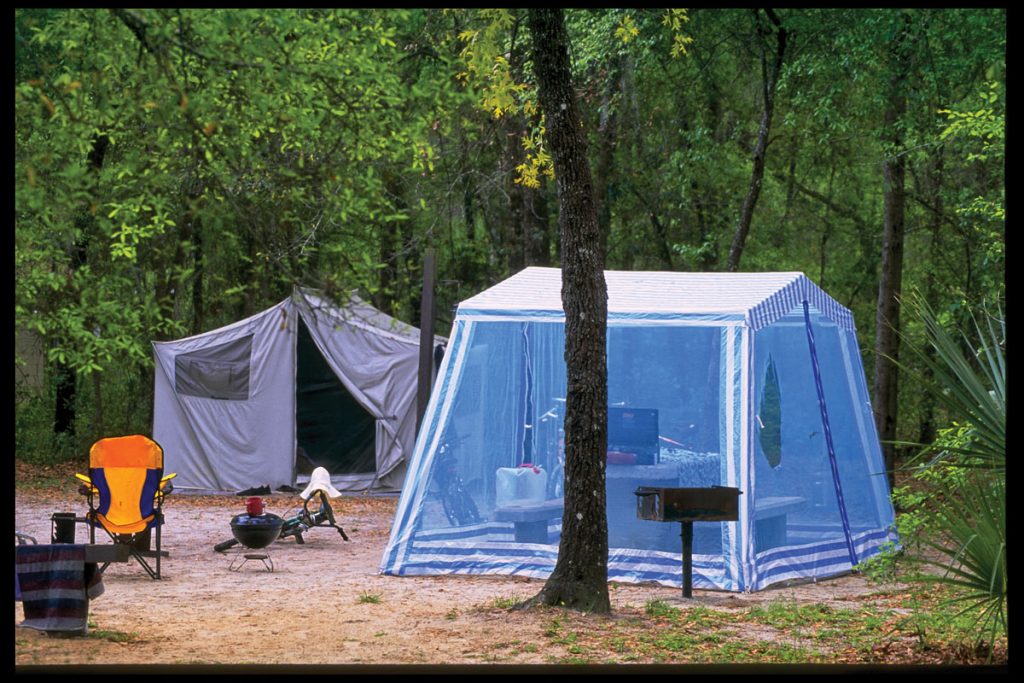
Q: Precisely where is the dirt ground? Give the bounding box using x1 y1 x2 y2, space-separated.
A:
14 486 912 669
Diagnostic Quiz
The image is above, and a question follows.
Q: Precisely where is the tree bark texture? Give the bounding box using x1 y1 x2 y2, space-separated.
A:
726 9 787 272
525 7 610 614
873 12 911 491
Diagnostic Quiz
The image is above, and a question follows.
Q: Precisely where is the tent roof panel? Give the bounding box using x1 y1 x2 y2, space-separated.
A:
457 268 854 330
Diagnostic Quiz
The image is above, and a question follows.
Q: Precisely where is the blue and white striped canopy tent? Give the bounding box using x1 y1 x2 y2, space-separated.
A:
380 268 896 592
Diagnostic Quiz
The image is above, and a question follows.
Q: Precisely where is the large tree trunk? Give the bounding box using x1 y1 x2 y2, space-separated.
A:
523 7 610 614
873 12 912 491
726 9 786 272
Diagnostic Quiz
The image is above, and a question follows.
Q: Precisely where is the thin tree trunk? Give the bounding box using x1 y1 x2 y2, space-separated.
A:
191 215 204 333
53 133 109 443
782 144 799 230
525 180 553 266
522 7 610 614
593 58 621 257
184 157 205 334
92 372 104 439
819 163 836 287
916 153 944 448
726 9 787 272
649 208 675 270
504 19 554 272
873 12 912 491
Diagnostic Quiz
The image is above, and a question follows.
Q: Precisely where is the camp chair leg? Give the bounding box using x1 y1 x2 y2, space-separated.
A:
99 523 167 580
155 520 161 579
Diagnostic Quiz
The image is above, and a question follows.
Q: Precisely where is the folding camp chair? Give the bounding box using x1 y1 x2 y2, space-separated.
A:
75 435 176 580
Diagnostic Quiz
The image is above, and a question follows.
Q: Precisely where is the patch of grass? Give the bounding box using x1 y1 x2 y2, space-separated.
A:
653 632 701 652
738 600 898 659
893 586 1009 657
87 628 138 643
681 604 727 629
445 607 459 620
644 599 679 618
357 592 382 604
707 640 823 664
552 630 578 646
491 595 520 609
543 617 562 638
745 601 860 630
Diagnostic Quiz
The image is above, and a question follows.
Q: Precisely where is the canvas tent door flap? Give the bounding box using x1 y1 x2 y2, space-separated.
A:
295 317 376 477
153 288 446 494
380 268 897 592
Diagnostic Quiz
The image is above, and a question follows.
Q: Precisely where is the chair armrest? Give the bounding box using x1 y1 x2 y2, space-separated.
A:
75 473 98 496
15 531 37 545
159 472 176 495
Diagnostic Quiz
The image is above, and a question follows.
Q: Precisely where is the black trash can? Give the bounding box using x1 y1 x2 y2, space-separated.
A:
51 512 78 544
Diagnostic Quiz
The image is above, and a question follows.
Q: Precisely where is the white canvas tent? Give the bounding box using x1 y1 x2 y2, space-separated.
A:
153 288 445 494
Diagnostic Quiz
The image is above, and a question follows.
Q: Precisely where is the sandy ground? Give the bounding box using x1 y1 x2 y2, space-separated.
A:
15 488 895 668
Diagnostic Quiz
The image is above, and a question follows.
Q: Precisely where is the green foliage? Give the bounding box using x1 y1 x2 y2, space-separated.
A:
873 295 1007 659
899 295 1004 472
757 355 782 469
14 8 1005 486
15 8 466 457
917 475 1005 654
938 81 1004 164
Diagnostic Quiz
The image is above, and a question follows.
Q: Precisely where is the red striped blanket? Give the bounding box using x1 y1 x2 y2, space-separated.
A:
15 544 104 634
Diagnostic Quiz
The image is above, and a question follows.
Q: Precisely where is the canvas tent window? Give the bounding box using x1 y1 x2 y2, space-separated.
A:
174 334 253 400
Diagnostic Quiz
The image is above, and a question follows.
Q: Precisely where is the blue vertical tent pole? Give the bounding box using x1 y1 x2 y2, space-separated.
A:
803 301 859 567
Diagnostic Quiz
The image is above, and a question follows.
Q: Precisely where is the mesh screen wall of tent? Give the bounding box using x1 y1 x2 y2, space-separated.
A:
380 268 897 592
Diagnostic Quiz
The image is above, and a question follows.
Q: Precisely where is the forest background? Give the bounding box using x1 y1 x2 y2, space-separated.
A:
14 8 1004 482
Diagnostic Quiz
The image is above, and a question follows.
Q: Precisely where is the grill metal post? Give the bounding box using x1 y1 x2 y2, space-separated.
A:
634 486 742 598
681 520 694 598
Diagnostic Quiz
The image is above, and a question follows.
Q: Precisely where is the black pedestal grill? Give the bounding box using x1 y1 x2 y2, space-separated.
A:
634 486 742 597
227 512 284 572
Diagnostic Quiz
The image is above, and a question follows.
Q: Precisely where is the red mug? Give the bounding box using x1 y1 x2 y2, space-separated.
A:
245 497 265 516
